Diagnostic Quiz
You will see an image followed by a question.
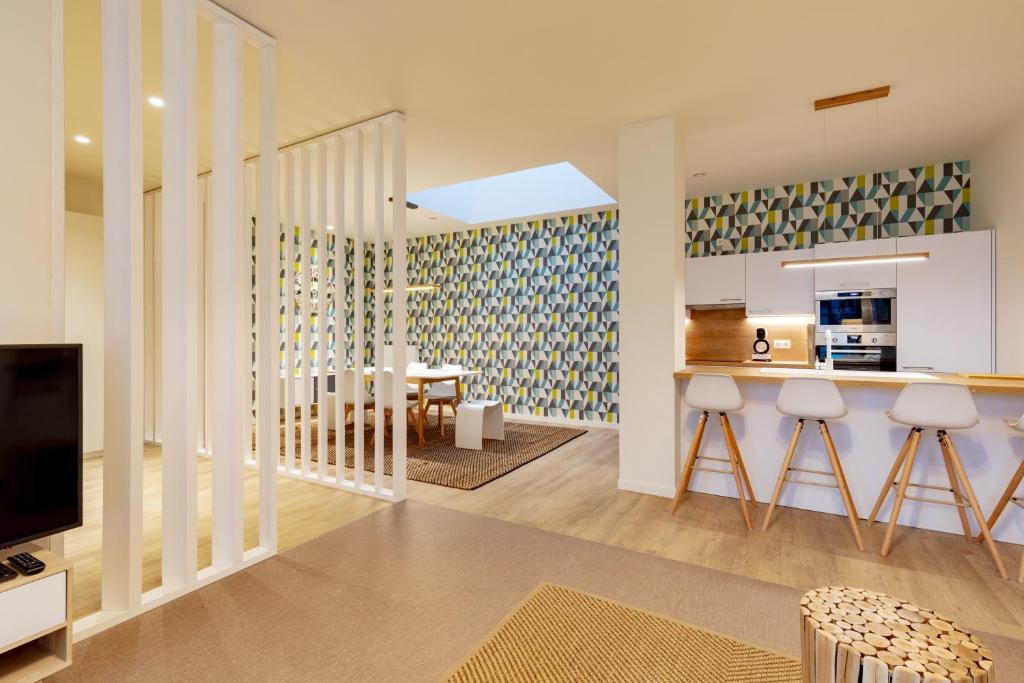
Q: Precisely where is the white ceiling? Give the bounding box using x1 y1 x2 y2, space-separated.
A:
64 0 1024 232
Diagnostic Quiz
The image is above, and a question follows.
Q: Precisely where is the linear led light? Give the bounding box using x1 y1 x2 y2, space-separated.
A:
382 283 439 294
745 315 816 325
780 252 929 269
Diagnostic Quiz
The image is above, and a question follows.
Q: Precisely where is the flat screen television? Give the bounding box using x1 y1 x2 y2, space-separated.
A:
0 344 83 549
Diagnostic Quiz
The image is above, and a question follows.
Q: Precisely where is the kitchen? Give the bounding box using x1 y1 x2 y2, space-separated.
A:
673 90 1024 580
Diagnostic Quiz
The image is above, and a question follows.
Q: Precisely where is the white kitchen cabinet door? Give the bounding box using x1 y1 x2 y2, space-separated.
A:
896 230 993 374
813 238 897 291
745 249 815 316
684 253 745 306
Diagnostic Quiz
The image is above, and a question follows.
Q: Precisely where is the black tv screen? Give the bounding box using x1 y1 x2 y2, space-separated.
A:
0 345 83 548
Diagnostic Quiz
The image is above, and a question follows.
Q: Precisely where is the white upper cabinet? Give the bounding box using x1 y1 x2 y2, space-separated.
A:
896 230 993 374
744 249 815 316
684 253 745 307
813 238 897 291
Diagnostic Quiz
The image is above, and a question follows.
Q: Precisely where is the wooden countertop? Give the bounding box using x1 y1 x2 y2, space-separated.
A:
686 359 815 369
673 365 1024 394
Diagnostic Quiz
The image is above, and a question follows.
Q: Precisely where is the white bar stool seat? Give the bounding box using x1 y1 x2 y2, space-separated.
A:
867 382 1007 579
671 373 757 529
455 399 504 450
763 377 863 550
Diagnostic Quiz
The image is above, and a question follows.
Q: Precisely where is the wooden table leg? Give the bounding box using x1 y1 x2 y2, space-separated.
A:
416 381 426 446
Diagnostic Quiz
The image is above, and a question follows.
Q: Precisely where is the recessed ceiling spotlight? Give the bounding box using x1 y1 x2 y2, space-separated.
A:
693 172 707 177
73 135 91 144
148 95 165 108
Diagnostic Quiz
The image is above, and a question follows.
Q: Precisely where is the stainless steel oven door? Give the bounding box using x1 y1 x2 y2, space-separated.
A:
815 288 896 334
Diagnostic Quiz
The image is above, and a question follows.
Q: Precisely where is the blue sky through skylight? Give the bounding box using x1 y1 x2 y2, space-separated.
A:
408 161 615 225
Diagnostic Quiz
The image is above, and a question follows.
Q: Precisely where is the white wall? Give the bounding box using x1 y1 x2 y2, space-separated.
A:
973 111 1024 375
617 117 686 497
65 211 104 453
0 1 57 343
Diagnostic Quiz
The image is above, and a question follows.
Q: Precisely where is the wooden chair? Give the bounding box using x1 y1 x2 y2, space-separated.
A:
761 377 863 551
425 363 462 436
671 373 757 529
368 369 419 444
866 382 1007 579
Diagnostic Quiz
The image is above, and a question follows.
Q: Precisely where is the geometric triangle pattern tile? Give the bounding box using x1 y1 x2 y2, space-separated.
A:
686 161 970 257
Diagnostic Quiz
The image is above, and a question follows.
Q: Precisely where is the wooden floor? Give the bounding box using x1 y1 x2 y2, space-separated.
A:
67 424 1024 641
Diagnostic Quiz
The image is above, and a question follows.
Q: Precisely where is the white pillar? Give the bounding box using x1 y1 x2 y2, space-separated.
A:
389 118 408 499
210 20 245 569
371 123 385 492
101 0 144 610
256 43 278 552
617 116 686 497
160 0 199 589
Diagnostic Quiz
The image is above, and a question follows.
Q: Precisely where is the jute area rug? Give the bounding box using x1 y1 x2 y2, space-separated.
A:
444 584 802 683
278 411 586 490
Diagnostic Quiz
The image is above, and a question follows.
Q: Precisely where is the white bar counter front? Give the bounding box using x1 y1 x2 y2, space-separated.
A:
673 366 1024 544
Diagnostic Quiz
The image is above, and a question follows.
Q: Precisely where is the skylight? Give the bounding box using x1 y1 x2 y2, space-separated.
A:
408 161 615 225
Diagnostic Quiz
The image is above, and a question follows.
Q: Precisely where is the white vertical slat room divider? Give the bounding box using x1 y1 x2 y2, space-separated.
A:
351 130 366 490
159 0 199 591
372 124 386 490
299 146 313 476
283 150 297 472
316 141 329 479
388 117 409 498
332 135 347 483
243 162 257 467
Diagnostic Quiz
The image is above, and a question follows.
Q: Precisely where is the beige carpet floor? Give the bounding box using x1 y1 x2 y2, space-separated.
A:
281 413 586 489
53 502 1024 683
444 583 802 682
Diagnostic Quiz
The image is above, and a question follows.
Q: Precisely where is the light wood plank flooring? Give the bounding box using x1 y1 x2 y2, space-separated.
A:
67 425 1024 641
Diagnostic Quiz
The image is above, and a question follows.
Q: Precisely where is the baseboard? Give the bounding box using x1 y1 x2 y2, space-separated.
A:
501 410 618 431
617 478 674 498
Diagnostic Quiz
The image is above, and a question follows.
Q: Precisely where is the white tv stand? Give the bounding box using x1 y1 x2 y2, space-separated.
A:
0 548 72 682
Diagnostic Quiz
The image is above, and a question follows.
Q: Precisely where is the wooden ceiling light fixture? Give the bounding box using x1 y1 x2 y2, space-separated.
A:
814 85 890 111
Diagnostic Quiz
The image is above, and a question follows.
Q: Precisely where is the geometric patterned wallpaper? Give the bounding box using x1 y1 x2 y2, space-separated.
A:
281 210 620 423
686 160 970 257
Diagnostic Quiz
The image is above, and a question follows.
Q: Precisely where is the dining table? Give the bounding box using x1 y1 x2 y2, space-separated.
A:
361 366 482 445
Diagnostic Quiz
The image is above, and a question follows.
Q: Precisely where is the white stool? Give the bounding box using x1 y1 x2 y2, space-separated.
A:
761 377 864 550
671 373 757 529
455 399 504 450
983 413 1024 582
866 382 1008 579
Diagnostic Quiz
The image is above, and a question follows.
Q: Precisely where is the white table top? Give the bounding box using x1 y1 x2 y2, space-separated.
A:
280 367 481 380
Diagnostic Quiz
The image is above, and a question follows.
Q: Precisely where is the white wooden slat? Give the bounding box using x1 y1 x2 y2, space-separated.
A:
389 118 408 500
282 150 296 472
299 146 313 475
351 131 366 488
372 123 385 494
257 42 279 552
333 135 346 485
210 19 245 569
316 141 328 479
101 0 144 611
160 0 199 589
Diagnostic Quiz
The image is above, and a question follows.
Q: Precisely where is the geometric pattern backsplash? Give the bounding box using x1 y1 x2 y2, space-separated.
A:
686 160 970 257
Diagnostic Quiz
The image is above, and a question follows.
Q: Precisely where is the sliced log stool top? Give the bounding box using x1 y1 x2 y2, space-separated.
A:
800 586 994 682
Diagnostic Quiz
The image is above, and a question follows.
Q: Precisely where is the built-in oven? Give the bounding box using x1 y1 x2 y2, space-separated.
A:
815 289 897 371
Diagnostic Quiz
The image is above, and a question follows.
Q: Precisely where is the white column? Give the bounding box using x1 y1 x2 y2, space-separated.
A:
210 20 245 569
617 116 686 497
315 141 328 478
372 123 385 492
389 118 407 499
160 0 199 588
351 131 365 488
101 0 144 610
256 43 278 551
332 136 347 480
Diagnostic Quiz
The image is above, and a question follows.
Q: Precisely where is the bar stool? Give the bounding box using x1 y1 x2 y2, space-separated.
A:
983 414 1024 582
671 373 757 529
761 377 864 550
867 382 1008 579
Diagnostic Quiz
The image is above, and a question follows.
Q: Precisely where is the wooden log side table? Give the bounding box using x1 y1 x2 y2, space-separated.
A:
800 586 994 683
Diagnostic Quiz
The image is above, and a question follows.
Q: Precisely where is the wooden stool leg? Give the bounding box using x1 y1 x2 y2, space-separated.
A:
881 428 922 556
438 403 445 436
671 411 707 514
721 413 753 530
721 413 757 506
819 420 865 551
941 431 1009 579
868 428 914 525
937 433 974 541
762 419 804 531
981 459 1024 542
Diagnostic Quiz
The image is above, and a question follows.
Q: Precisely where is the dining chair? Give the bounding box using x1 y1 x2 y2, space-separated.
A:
425 363 462 436
368 369 419 444
328 367 373 430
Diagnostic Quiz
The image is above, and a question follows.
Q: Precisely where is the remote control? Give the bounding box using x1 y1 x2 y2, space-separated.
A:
7 552 46 576
0 561 16 583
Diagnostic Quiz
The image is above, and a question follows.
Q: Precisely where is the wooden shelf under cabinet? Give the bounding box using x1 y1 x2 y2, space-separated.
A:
0 549 72 683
